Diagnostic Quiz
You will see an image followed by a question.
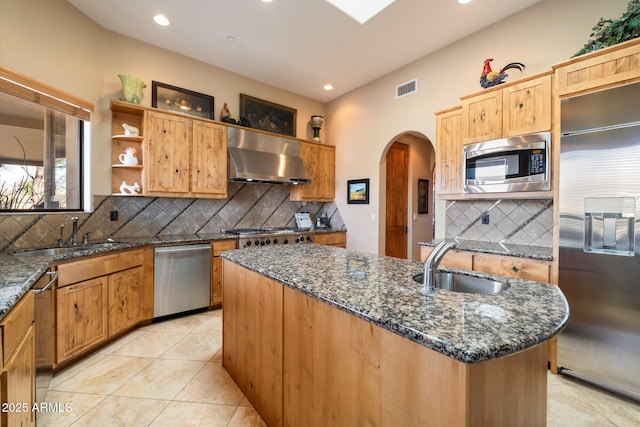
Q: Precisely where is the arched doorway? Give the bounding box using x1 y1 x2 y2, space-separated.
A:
381 132 435 261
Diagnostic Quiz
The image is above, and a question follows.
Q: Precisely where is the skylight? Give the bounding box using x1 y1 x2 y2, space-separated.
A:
324 0 396 24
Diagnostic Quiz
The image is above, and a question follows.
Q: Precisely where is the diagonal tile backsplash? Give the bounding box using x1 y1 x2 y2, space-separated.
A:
0 182 345 252
445 199 553 248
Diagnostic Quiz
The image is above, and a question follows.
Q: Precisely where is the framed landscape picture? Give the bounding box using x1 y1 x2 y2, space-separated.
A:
239 94 296 136
347 179 369 204
151 81 214 120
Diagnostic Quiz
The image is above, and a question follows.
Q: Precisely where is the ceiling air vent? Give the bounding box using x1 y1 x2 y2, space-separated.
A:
396 78 417 99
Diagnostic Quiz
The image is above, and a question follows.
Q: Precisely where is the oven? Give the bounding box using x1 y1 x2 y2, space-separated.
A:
224 228 314 248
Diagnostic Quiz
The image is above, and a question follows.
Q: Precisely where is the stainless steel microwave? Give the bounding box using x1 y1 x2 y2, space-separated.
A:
463 132 551 193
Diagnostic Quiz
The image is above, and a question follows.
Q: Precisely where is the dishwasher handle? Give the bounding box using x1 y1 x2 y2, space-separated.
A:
33 270 58 294
154 244 211 254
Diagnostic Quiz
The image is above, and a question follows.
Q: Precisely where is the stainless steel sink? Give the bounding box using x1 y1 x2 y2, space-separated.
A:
14 242 121 257
413 272 509 295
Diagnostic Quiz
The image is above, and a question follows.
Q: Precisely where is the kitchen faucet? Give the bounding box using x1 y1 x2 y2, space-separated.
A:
70 217 79 246
422 240 456 293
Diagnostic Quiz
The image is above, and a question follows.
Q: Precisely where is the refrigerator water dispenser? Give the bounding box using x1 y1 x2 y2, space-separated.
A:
584 197 635 256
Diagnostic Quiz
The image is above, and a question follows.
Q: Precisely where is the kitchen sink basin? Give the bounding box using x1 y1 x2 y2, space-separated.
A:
412 272 510 295
13 242 122 257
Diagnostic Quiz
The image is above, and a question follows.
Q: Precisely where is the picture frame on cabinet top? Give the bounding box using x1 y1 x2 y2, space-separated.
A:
151 81 214 120
239 93 297 137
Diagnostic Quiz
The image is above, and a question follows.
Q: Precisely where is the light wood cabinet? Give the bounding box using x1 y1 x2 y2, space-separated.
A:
56 277 109 363
1 291 35 427
420 245 550 283
108 267 143 337
55 249 144 365
290 142 335 201
110 101 227 198
146 110 192 194
211 239 237 306
435 106 463 197
314 232 346 248
461 72 552 145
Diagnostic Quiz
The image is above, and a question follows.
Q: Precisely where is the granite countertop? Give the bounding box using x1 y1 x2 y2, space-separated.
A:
221 244 569 364
0 233 234 320
419 239 553 261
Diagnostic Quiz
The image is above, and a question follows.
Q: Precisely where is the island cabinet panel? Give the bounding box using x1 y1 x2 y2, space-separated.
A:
473 253 550 283
313 232 346 248
420 246 473 270
222 261 282 427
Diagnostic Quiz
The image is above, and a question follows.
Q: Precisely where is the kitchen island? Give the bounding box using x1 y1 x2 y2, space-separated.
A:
221 244 569 427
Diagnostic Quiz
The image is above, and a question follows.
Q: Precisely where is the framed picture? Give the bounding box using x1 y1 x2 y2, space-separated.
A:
239 94 297 137
418 178 429 214
151 81 214 120
347 179 369 204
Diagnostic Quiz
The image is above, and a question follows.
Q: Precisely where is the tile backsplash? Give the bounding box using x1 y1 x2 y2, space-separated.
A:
445 199 553 248
0 182 345 252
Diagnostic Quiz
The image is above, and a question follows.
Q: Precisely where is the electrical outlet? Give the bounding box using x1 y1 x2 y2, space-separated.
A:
110 210 118 221
481 213 490 225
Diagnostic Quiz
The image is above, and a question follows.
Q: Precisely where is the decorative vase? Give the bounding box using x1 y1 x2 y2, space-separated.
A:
118 74 146 104
310 115 324 142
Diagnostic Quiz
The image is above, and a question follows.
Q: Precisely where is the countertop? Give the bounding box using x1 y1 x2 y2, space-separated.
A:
419 239 553 261
221 244 569 364
0 229 346 320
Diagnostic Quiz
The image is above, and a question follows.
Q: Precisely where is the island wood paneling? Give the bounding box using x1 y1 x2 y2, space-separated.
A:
222 261 283 427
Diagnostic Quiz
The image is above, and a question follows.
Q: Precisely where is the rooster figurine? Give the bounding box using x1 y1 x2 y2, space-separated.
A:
480 58 525 88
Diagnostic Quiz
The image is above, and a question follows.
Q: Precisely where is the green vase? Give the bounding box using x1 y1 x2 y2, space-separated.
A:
118 74 146 104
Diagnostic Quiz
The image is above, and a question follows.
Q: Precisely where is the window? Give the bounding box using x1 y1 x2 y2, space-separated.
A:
0 67 93 211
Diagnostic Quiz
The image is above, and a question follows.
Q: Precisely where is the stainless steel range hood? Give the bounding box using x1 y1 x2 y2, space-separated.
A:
227 126 311 184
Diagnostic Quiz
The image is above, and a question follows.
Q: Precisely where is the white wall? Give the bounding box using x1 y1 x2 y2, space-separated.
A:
0 0 326 198
327 0 629 253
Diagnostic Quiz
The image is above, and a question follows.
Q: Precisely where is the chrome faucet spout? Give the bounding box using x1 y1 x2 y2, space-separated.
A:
71 217 79 246
422 241 456 293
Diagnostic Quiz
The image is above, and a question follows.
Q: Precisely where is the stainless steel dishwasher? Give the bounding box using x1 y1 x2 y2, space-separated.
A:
154 244 211 319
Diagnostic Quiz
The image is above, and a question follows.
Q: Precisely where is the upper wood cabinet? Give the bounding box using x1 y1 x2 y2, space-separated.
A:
553 38 640 97
435 106 463 197
110 101 227 199
461 72 552 145
290 142 335 202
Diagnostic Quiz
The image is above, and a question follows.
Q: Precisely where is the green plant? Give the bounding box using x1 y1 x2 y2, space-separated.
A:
573 0 640 56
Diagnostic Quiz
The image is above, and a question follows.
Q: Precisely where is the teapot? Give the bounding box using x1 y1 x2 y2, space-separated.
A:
119 147 139 166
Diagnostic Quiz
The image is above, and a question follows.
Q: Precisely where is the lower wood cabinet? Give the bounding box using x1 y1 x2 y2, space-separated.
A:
1 291 35 427
420 245 550 283
211 239 237 306
314 232 346 248
55 249 144 365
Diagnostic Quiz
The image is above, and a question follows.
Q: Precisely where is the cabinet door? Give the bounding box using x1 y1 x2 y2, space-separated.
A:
192 121 227 196
462 90 502 144
146 111 191 193
108 267 142 337
435 107 463 196
314 232 346 248
56 277 108 363
473 253 550 283
502 74 551 137
316 144 335 200
1 326 35 427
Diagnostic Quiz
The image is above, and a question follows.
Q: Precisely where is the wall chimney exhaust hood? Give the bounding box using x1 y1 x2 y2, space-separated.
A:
227 127 311 185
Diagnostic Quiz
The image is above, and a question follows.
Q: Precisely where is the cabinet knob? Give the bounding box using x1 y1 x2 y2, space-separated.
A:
512 265 520 273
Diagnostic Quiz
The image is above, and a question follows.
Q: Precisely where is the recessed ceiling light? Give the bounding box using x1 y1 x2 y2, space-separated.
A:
458 0 472 4
262 0 273 3
323 84 334 91
227 36 236 43
153 14 170 26
324 0 395 24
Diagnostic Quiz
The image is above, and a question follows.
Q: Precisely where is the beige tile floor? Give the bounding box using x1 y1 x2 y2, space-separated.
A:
37 309 639 426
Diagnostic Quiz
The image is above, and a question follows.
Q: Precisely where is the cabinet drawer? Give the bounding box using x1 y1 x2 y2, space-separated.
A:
315 233 346 246
57 249 144 287
473 253 550 282
420 247 473 270
0 291 34 366
213 239 237 256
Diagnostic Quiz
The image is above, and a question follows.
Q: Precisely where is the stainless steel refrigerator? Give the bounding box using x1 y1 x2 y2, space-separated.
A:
558 82 640 402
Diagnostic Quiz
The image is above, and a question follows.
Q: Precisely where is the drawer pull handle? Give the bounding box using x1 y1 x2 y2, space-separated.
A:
512 266 520 272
